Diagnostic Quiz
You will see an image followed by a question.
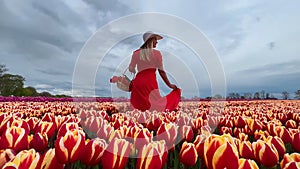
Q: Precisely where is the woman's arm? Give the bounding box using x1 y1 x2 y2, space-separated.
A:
158 69 177 90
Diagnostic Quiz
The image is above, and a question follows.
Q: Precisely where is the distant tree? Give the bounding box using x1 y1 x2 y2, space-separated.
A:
39 91 52 97
227 93 236 99
282 91 289 100
243 93 252 99
266 93 270 99
0 64 8 76
295 90 300 100
0 74 25 96
260 90 265 99
213 94 223 99
21 86 38 96
254 92 260 99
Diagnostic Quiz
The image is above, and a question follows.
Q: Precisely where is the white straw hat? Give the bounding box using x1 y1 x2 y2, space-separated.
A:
141 31 163 47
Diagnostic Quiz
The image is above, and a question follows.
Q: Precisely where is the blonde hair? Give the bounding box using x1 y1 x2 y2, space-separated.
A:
140 38 155 61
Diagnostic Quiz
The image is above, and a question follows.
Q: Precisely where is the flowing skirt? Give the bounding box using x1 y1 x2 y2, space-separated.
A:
130 69 181 112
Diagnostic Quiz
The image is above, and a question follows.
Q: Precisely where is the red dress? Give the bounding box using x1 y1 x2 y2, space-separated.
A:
129 49 181 112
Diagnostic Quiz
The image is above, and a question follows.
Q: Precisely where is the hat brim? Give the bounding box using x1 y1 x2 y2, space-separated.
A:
140 33 163 48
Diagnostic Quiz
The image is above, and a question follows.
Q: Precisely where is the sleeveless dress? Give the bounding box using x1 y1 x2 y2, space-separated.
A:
129 49 181 112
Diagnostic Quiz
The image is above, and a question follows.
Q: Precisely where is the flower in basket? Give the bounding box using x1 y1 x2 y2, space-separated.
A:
110 76 119 83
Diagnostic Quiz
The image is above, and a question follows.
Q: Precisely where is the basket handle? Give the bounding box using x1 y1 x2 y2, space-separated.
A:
123 67 135 80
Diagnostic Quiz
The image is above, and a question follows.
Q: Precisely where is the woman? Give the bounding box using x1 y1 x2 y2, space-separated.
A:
129 31 181 112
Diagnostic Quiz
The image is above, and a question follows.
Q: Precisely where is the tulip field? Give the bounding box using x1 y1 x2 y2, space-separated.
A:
0 97 300 169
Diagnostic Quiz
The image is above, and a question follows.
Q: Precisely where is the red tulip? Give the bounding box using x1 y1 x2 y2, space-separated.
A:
194 134 207 159
101 138 131 169
156 123 178 149
253 141 279 167
275 126 293 144
178 125 194 142
39 148 65 169
108 129 124 142
192 117 204 134
25 117 40 131
234 116 246 128
0 149 15 168
0 126 29 153
204 134 235 169
179 141 198 167
219 126 232 135
283 162 300 169
29 132 48 152
286 119 297 129
34 121 55 138
267 123 277 136
134 128 153 150
10 118 30 135
80 138 107 166
146 113 162 131
2 149 40 169
237 132 248 141
97 123 113 140
254 130 269 141
57 122 80 138
55 129 86 163
266 136 286 158
293 132 300 152
238 158 259 169
280 153 300 169
238 141 255 160
212 142 239 169
0 115 13 135
136 140 168 169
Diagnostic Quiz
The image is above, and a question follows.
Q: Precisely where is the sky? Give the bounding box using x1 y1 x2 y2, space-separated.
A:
0 0 299 99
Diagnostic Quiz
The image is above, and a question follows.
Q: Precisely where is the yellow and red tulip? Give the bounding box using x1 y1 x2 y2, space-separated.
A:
146 113 162 131
192 117 204 134
179 141 198 167
253 140 279 167
238 158 259 169
0 126 28 153
293 132 300 153
57 122 80 138
238 141 255 160
286 119 297 129
275 126 293 144
2 149 40 169
97 123 113 140
280 153 300 169
0 149 15 168
39 148 64 169
80 138 107 166
156 123 178 149
178 125 194 142
29 132 48 152
234 116 246 128
266 136 286 158
193 134 207 159
203 134 236 169
134 128 153 150
25 117 40 131
108 128 124 142
101 138 131 169
55 129 86 163
212 142 239 169
136 140 168 169
34 121 55 138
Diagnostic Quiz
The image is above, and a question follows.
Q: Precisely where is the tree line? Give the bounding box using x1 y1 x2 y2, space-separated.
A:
0 64 68 97
225 90 300 100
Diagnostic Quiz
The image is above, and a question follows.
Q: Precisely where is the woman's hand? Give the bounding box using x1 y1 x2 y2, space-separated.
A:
129 66 136 74
169 84 178 90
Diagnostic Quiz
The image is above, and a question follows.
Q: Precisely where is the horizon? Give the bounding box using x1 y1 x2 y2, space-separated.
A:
0 1 299 99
